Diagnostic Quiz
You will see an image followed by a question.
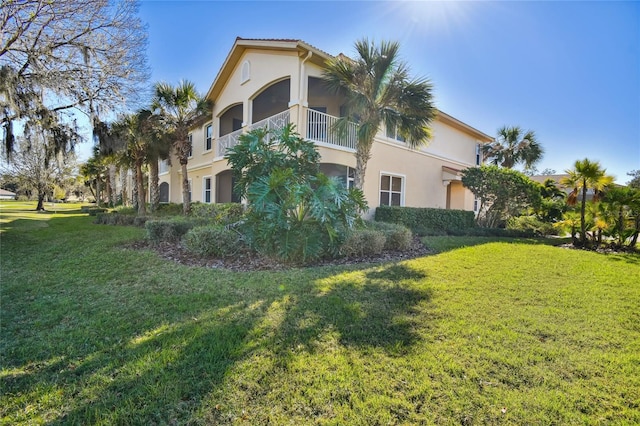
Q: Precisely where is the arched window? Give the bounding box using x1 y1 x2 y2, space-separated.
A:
159 182 169 203
241 60 250 84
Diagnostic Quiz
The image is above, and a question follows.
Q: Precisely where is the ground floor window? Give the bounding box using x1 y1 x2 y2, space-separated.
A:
203 177 212 203
159 182 169 203
380 174 403 206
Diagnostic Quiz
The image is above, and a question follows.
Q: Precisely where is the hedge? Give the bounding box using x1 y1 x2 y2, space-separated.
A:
375 206 475 235
182 225 244 257
190 203 244 224
145 219 196 244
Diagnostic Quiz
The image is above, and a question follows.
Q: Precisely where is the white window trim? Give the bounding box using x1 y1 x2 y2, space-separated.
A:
204 123 213 153
203 176 212 204
187 133 193 159
379 171 406 207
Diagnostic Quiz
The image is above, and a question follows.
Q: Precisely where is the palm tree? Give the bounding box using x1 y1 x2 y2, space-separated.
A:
322 39 436 190
483 126 543 170
602 186 640 247
561 158 614 246
111 113 148 215
152 80 212 214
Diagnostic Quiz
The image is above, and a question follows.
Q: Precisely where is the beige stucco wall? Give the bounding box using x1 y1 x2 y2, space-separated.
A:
158 42 484 214
211 50 301 143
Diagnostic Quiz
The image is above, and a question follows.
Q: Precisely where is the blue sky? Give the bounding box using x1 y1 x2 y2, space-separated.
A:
88 1 640 183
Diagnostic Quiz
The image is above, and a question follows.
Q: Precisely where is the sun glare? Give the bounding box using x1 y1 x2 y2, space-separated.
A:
387 1 472 37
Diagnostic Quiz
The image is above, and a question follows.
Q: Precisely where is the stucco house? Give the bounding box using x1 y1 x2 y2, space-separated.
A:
158 38 493 216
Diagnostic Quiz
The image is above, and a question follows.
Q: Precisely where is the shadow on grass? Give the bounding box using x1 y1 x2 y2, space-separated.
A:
273 264 430 355
1 215 432 424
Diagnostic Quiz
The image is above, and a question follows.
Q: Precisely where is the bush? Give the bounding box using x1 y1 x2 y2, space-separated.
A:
17 195 29 201
133 216 150 227
365 221 413 251
86 208 107 216
340 229 386 257
94 212 137 226
155 203 184 216
190 203 244 224
375 206 475 234
113 206 137 215
145 219 195 244
182 225 244 257
507 215 558 237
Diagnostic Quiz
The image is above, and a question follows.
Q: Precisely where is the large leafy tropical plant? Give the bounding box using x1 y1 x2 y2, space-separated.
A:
152 80 211 214
322 39 436 190
225 124 367 263
561 159 614 246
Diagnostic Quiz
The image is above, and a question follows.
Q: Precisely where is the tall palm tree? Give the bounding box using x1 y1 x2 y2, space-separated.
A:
483 126 543 170
561 158 614 246
112 112 149 216
152 80 212 214
322 39 436 190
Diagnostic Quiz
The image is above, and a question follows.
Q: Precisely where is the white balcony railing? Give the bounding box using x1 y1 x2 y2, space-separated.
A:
306 109 357 150
217 128 243 157
248 110 290 133
217 109 357 157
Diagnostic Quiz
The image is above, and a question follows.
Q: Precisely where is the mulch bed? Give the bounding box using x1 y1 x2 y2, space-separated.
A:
127 237 432 272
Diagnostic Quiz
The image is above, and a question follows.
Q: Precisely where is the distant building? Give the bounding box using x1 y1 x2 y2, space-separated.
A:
0 189 17 200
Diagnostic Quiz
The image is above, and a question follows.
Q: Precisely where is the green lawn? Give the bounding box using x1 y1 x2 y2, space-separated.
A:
1 201 639 424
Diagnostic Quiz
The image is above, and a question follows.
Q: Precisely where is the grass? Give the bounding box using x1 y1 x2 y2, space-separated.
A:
1 201 639 424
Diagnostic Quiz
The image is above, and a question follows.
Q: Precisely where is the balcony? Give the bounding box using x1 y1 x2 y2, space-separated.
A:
216 108 358 158
306 109 357 151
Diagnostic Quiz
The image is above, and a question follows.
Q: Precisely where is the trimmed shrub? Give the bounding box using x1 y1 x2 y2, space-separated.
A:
375 206 475 235
190 203 245 224
366 221 413 251
94 212 137 226
182 225 244 257
340 229 386 257
145 219 195 244
113 206 137 215
155 203 184 216
87 208 107 216
133 216 150 227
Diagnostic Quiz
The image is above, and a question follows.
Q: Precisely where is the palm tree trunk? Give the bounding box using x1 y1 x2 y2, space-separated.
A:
580 181 587 245
354 144 372 191
181 160 190 215
149 160 160 213
96 177 102 207
135 160 146 216
120 167 128 207
109 164 117 206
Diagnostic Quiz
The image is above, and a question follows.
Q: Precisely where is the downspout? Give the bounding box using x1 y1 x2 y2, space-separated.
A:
298 51 313 126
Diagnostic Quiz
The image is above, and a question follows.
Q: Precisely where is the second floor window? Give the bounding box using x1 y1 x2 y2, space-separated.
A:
476 144 482 165
188 134 193 158
205 124 212 151
386 125 406 143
